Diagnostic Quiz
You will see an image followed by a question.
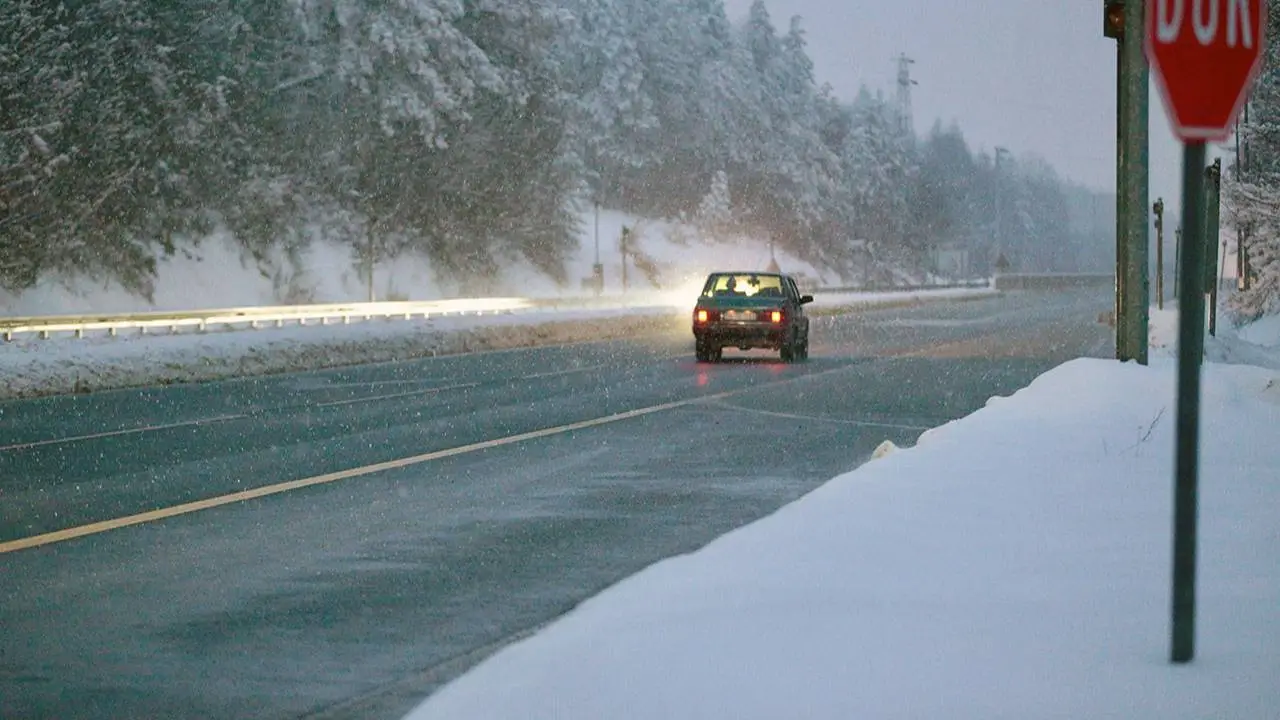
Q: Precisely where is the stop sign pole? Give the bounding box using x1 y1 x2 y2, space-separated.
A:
1145 0 1268 664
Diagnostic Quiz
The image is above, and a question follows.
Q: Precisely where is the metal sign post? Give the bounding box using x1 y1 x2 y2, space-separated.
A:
1171 141 1206 664
1144 0 1268 665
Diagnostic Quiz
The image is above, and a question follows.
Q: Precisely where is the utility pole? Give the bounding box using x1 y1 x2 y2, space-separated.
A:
1107 1 1128 358
1215 239 1228 334
1174 225 1182 300
995 147 1011 271
1121 0 1150 364
366 216 377 303
593 201 603 296
620 225 630 293
1206 160 1222 336
1153 198 1165 310
1236 104 1252 290
1104 0 1150 364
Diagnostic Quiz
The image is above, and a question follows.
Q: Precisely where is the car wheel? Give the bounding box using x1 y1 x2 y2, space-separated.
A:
780 341 795 363
696 340 720 363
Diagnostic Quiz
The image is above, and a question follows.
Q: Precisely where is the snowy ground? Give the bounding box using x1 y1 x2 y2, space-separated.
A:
402 340 1280 718
0 287 995 400
1149 301 1280 370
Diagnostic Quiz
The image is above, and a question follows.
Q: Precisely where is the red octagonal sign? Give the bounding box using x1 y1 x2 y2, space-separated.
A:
1146 0 1269 142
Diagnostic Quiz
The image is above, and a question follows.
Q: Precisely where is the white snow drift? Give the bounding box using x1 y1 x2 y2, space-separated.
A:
0 287 996 400
403 355 1280 720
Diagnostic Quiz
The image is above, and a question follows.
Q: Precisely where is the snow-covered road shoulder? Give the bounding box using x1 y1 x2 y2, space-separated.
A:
0 287 996 400
0 307 683 401
403 356 1280 720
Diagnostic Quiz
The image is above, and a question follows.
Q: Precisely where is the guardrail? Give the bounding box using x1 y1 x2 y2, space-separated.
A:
797 279 993 294
991 273 1115 291
0 281 995 341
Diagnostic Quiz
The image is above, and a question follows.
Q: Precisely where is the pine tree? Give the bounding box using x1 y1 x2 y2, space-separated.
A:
1225 2 1280 319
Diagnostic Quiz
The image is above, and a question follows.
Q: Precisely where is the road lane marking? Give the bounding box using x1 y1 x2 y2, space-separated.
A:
0 382 478 452
0 356 687 452
0 396 733 554
0 363 864 555
301 378 443 389
705 401 933 431
520 363 613 380
517 354 686 381
0 299 1005 453
312 382 480 409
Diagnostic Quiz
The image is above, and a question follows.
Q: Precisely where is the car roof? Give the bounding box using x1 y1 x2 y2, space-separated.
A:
705 271 789 278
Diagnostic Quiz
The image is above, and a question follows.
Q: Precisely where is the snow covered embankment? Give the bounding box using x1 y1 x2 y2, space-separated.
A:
1149 305 1280 370
0 287 996 401
0 308 684 401
403 356 1280 720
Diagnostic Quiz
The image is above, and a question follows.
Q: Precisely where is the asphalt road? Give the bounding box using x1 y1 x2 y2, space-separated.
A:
0 288 1112 720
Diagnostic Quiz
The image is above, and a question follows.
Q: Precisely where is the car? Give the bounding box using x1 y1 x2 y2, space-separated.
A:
691 271 813 363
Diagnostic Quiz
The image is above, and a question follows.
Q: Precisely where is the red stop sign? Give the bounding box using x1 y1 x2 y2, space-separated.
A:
1146 0 1269 141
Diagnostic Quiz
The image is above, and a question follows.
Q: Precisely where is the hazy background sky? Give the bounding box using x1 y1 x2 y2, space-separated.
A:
723 0 1231 214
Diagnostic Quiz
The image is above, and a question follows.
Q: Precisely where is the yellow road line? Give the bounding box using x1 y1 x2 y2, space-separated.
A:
1 356 686 452
0 361 865 555
0 391 737 555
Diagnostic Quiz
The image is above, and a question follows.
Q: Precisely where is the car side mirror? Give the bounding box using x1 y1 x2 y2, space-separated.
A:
799 295 814 305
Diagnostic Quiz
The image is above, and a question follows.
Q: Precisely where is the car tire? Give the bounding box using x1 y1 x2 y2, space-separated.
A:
696 340 719 363
780 341 795 363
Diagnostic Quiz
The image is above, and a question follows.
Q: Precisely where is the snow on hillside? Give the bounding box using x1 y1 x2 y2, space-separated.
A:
0 208 830 316
1237 311 1280 348
493 208 828 299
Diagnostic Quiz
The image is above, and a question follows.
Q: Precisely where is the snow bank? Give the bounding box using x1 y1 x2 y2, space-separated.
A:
0 308 684 401
403 357 1280 720
1149 304 1280 370
0 287 996 400
1237 311 1280 348
806 286 995 314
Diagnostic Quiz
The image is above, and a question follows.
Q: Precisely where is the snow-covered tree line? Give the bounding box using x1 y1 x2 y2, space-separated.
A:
1225 2 1280 320
0 0 1102 299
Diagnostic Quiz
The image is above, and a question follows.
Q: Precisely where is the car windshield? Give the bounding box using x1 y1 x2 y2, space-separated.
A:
703 274 785 298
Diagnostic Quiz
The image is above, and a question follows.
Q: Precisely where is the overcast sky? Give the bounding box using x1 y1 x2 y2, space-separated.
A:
722 0 1231 211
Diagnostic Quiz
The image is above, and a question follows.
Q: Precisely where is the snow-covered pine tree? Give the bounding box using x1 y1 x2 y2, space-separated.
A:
555 0 656 205
695 170 734 237
0 0 205 298
1225 0 1280 319
844 87 915 272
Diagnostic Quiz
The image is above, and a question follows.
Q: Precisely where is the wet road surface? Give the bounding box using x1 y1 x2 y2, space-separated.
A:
0 288 1112 719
